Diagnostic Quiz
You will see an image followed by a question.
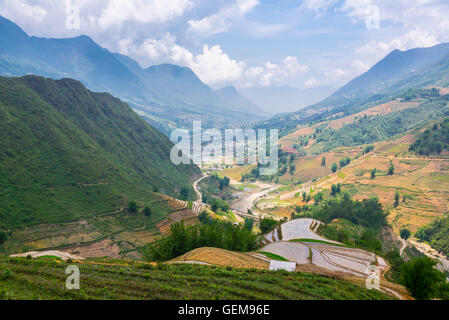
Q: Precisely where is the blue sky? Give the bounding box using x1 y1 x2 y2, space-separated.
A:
1 0 449 90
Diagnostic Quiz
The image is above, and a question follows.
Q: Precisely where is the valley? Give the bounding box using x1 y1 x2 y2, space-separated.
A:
1 10 449 302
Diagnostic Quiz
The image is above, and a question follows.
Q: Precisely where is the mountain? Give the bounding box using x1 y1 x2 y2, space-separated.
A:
240 85 336 114
0 16 264 133
335 43 449 97
216 85 263 115
258 43 449 131
0 75 200 229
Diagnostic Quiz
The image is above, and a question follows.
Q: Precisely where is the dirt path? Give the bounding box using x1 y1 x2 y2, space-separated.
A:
192 173 208 202
399 238 408 256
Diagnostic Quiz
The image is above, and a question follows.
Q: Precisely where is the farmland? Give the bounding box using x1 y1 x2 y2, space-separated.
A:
0 255 391 300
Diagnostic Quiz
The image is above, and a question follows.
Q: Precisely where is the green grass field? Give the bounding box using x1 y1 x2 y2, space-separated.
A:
0 256 392 300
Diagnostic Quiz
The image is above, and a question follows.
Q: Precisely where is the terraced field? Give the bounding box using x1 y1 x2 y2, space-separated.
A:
0 255 392 300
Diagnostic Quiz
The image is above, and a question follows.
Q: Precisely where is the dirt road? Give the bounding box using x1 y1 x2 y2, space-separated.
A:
192 173 208 202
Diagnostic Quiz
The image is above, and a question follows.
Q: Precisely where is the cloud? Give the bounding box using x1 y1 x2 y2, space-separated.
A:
305 77 319 88
124 34 308 87
0 0 47 22
97 0 194 29
188 0 259 37
299 0 338 17
356 29 439 65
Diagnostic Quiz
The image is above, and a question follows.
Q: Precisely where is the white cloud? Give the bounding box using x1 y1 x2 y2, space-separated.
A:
0 0 47 22
299 0 338 17
124 34 309 87
97 0 194 29
305 77 319 88
188 0 259 37
356 29 439 65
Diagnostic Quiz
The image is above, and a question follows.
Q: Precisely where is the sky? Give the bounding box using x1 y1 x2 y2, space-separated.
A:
1 0 449 90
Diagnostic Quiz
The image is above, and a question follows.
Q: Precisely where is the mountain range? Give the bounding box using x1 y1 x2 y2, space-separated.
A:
0 15 265 134
258 42 449 130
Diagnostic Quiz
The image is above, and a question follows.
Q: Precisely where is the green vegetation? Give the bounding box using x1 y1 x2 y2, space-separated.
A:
305 196 386 253
316 95 449 152
128 202 138 214
290 239 345 247
331 163 338 173
388 162 395 175
394 192 400 208
143 221 259 262
409 117 449 155
401 257 449 300
210 198 231 213
371 168 377 179
339 157 351 169
330 183 342 196
258 252 289 262
0 256 392 300
0 76 199 231
143 207 152 217
198 174 232 202
260 217 281 234
400 229 411 240
416 215 449 256
364 145 375 154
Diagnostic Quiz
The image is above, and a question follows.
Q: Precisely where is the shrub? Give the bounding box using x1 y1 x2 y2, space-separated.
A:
143 207 152 217
401 257 447 300
128 201 138 213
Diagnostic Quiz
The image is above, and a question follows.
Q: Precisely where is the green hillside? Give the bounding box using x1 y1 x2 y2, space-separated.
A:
409 117 449 155
0 75 200 230
0 256 392 300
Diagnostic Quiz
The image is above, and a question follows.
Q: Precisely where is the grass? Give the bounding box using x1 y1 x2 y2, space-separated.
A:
258 252 289 262
289 239 346 247
0 256 393 300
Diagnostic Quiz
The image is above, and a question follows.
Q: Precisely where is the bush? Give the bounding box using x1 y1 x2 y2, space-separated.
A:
128 201 138 214
401 257 447 300
0 231 7 246
400 228 411 240
143 221 259 262
143 207 152 217
260 217 279 234
370 168 377 179
331 163 338 173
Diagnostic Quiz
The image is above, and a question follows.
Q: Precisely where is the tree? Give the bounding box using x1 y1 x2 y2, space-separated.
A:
128 201 138 213
314 192 324 204
394 192 400 207
143 207 152 217
388 162 395 175
331 163 338 173
260 217 278 233
180 187 189 200
302 192 307 201
400 228 411 240
401 257 447 300
0 231 7 245
321 156 326 166
370 168 377 179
